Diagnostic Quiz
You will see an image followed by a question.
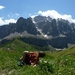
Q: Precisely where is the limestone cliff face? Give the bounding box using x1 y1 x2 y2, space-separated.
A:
0 16 75 48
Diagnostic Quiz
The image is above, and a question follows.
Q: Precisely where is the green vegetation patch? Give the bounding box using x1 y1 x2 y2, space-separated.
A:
0 38 75 75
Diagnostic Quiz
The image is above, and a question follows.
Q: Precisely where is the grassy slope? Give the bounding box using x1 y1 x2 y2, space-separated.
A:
47 45 75 58
0 38 75 75
0 39 41 75
47 46 75 75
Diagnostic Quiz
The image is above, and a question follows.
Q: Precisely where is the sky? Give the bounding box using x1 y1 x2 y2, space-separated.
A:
0 0 75 25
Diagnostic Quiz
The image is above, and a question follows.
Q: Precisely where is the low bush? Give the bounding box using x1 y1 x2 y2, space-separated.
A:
39 60 54 73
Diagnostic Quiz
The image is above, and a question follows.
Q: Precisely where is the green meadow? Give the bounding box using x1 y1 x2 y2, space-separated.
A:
0 38 75 75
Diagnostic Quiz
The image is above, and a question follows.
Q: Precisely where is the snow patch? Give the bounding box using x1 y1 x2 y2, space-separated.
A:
36 27 49 38
59 34 66 37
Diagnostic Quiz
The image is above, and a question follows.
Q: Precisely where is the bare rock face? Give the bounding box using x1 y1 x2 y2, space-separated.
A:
0 16 75 48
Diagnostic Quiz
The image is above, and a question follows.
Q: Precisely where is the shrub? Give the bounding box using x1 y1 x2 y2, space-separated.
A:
39 60 54 73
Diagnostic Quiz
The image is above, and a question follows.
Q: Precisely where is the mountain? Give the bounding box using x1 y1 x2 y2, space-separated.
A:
0 17 40 39
32 16 75 48
0 16 75 48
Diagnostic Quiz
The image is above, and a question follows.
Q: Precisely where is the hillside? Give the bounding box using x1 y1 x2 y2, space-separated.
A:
0 38 75 75
0 37 56 52
47 45 75 58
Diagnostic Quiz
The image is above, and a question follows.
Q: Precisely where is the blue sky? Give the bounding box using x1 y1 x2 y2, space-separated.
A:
0 0 75 25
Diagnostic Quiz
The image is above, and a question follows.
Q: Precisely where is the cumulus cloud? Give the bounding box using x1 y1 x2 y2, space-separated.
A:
29 14 37 18
0 13 19 25
0 5 5 10
0 17 17 26
30 10 75 23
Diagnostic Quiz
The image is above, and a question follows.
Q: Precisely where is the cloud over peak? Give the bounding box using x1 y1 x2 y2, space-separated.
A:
0 13 19 26
0 5 5 10
31 10 75 23
0 17 17 26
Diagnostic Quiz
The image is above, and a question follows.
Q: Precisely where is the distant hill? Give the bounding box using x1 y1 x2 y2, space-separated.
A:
47 45 75 58
0 37 56 52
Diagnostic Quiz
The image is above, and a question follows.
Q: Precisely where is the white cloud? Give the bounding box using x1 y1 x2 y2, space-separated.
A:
30 10 75 23
0 5 5 10
30 14 37 18
8 13 20 18
15 13 19 16
0 13 19 25
7 13 14 18
0 17 17 26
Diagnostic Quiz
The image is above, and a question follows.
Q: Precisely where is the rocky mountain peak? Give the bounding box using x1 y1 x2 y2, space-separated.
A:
0 15 75 48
